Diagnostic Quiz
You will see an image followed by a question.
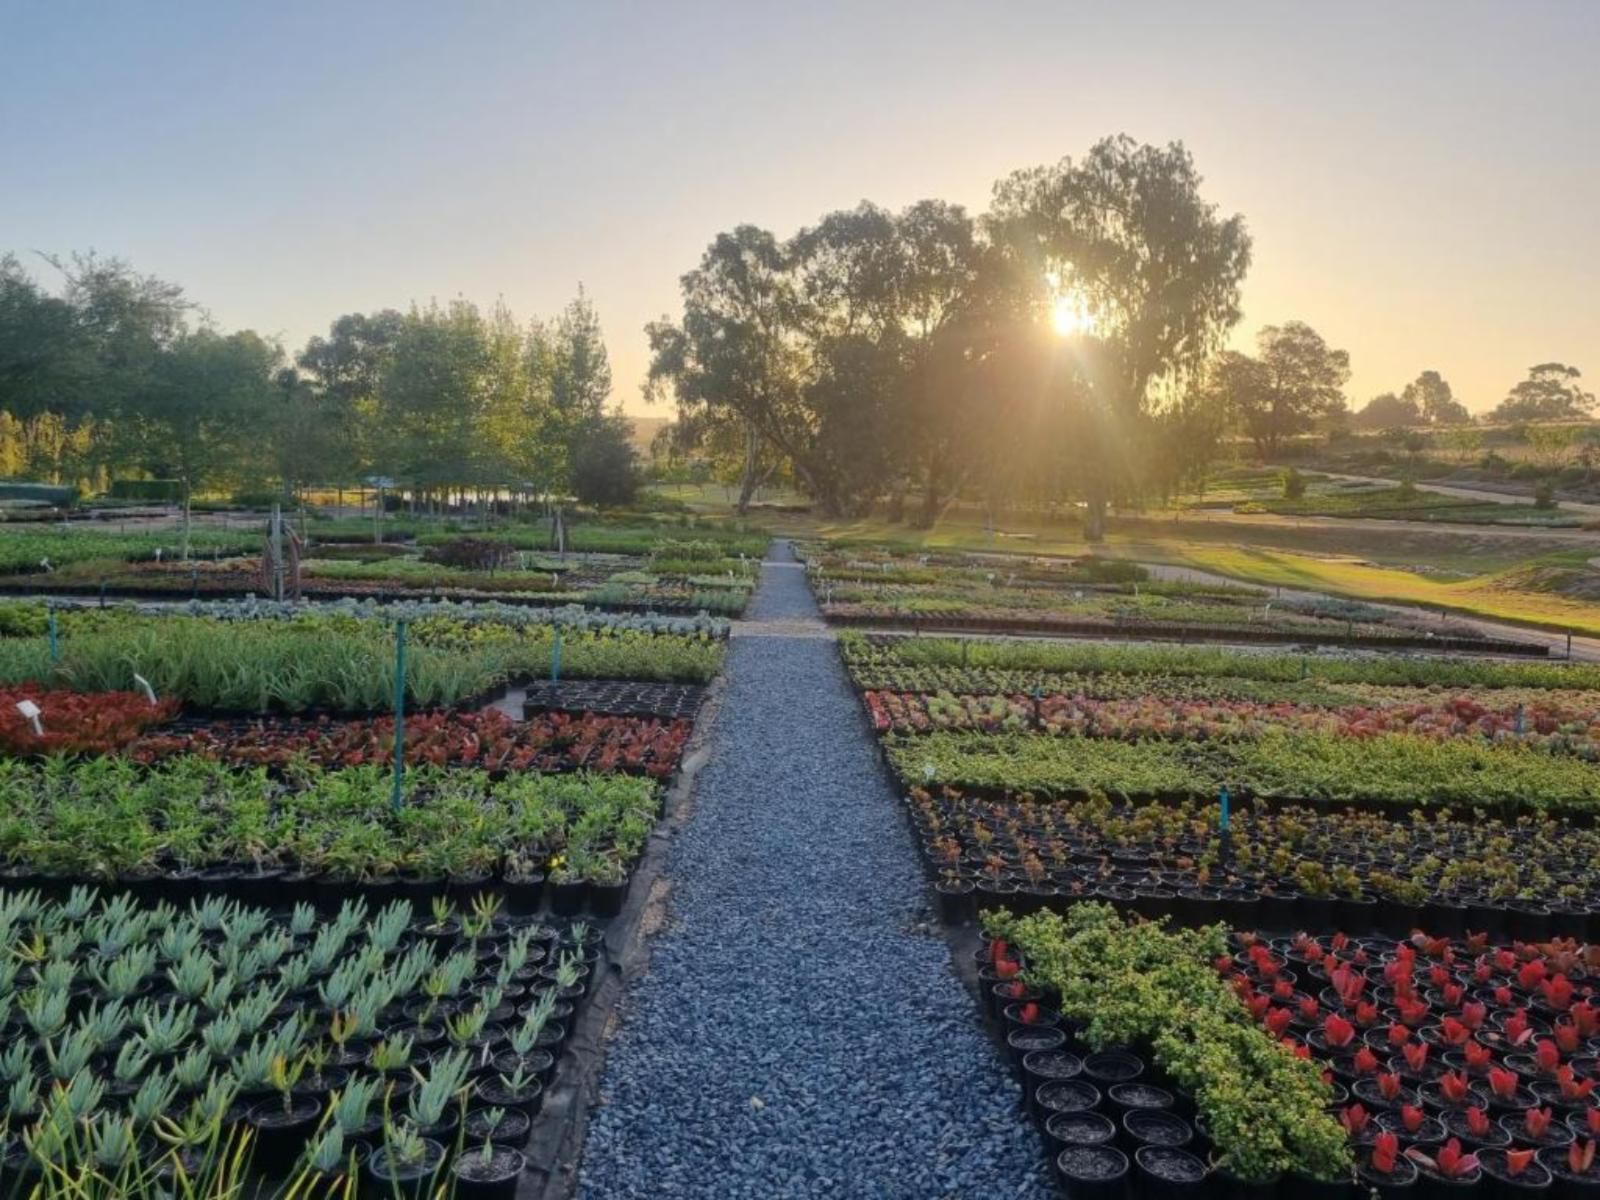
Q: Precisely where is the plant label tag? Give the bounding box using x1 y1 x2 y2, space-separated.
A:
15 700 42 735
922 762 936 782
132 674 158 704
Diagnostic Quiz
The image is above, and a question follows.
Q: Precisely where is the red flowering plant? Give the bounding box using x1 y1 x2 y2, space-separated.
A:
1568 1141 1597 1178
1341 1104 1371 1137
131 709 693 777
1535 1038 1563 1074
1555 1068 1593 1107
1437 1071 1472 1106
1465 1106 1493 1140
1408 1138 1478 1181
1322 1013 1356 1050
1369 1132 1401 1175
0 685 177 755
1489 1068 1522 1102
1503 1149 1537 1178
1523 1107 1555 1140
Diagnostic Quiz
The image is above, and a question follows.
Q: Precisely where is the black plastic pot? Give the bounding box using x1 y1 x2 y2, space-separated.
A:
1055 1145 1128 1200
1477 1148 1553 1200
1121 1108 1193 1153
247 1097 322 1173
1083 1049 1145 1086
450 1147 526 1200
1133 1146 1208 1199
935 879 975 925
548 879 589 916
1044 1110 1117 1149
366 1138 448 1200
588 878 627 920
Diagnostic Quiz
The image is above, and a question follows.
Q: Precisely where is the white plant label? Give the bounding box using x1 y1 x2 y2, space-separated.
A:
132 674 158 704
14 700 42 735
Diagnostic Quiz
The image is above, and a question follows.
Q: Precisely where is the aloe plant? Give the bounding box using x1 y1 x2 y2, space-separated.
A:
92 943 157 999
408 1049 469 1128
368 900 413 954
369 1033 414 1073
138 999 195 1055
304 1125 348 1174
88 1111 140 1172
22 986 70 1038
232 981 282 1035
172 1045 212 1091
331 1074 382 1135
445 1004 489 1048
45 1027 98 1081
129 1068 177 1127
167 947 216 1001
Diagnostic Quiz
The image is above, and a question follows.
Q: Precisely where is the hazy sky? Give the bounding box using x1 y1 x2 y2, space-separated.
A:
3 1 1596 416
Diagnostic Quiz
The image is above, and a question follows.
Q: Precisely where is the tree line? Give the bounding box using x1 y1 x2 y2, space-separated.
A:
647 136 1593 530
0 253 638 511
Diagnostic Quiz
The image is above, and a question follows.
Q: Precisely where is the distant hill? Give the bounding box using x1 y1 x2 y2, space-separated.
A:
628 416 671 455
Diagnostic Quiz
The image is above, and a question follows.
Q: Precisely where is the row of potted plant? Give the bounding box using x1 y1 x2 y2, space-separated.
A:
839 632 1600 694
910 788 1600 940
0 694 690 777
866 690 1600 758
978 902 1352 1195
0 686 177 757
0 613 723 714
0 886 601 1197
132 708 691 778
0 593 732 640
885 729 1600 813
0 758 655 916
1223 929 1600 1198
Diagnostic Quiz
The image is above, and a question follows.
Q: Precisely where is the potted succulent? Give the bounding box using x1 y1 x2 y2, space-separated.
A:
449 1109 526 1200
248 1053 322 1171
366 1121 447 1200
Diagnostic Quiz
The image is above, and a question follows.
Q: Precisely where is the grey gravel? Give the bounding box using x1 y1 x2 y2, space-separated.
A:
577 541 1052 1199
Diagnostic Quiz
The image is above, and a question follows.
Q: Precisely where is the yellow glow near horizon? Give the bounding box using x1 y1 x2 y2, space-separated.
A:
1050 293 1095 337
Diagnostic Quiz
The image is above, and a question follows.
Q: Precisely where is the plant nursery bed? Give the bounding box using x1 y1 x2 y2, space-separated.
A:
0 886 606 1197
0 760 660 920
973 904 1354 1198
910 788 1600 942
1225 928 1600 1198
824 609 1547 656
520 680 707 721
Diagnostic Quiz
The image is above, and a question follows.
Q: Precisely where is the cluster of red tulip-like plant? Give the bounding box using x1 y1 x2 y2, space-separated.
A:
1221 930 1600 1182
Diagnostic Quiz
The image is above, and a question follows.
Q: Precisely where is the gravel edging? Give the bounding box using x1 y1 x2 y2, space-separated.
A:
574 542 1052 1199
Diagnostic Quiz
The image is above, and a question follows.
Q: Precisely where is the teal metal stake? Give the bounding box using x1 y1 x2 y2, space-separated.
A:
391 621 407 813
47 610 59 663
550 626 563 682
1219 785 1232 865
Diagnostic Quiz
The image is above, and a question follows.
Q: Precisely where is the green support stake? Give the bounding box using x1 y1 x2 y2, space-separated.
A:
391 621 407 813
550 626 563 682
47 610 59 664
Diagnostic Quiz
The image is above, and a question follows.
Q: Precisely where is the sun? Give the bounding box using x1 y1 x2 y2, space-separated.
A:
1050 294 1095 337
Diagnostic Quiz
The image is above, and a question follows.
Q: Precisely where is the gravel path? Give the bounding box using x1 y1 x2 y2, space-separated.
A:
576 541 1051 1199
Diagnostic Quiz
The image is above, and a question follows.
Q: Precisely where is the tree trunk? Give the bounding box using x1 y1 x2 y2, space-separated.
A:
1083 492 1107 543
181 478 192 561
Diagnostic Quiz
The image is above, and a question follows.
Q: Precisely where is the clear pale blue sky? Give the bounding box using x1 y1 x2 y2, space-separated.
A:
3 0 1596 414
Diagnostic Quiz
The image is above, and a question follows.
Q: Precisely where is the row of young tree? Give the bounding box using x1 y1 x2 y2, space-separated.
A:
646 136 1593 530
0 252 638 510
